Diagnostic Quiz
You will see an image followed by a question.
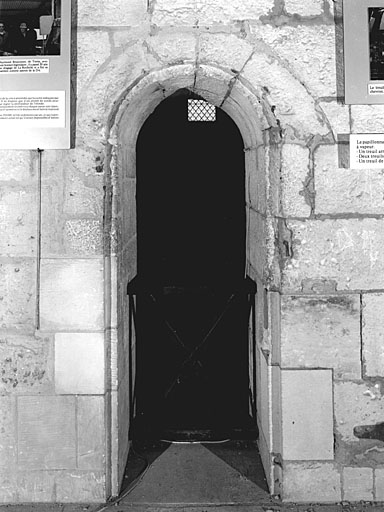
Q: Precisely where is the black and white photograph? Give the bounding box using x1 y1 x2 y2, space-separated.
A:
0 0 61 57
369 7 384 80
344 0 384 103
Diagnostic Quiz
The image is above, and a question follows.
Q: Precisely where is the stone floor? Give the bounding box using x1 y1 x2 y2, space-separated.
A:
1 441 384 512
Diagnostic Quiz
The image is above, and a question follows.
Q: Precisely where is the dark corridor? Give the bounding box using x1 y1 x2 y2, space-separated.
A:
130 90 257 441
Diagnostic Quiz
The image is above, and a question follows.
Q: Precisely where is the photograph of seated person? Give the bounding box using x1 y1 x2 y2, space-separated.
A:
12 21 37 56
0 21 12 56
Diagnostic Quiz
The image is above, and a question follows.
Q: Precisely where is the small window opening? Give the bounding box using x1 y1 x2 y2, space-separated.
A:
187 99 216 121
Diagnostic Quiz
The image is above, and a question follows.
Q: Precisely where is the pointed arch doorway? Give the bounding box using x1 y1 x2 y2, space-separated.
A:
129 89 257 442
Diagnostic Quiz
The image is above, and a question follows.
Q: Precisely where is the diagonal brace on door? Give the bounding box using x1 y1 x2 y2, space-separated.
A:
148 293 204 371
164 292 236 399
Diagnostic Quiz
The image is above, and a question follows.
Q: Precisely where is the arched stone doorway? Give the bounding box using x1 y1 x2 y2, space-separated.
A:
105 65 282 497
131 89 252 441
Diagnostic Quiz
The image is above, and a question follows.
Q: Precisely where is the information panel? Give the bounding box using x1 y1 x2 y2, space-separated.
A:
0 0 71 148
350 134 384 168
344 0 384 104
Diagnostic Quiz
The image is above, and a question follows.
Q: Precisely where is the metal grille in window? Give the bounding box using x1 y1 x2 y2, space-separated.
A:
188 99 216 121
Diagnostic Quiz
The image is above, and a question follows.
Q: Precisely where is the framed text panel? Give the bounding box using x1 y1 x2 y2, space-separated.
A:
344 0 384 104
0 0 71 148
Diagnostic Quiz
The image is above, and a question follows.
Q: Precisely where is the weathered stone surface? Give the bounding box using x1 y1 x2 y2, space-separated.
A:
318 101 350 137
55 471 105 502
281 295 361 379
198 33 253 72
351 105 384 133
248 210 268 280
18 396 76 469
147 32 196 64
362 294 384 377
0 334 53 394
16 470 105 502
55 333 104 394
283 218 384 291
254 25 337 98
78 396 105 470
281 369 334 460
76 31 111 94
0 260 35 328
241 51 329 140
285 0 324 16
280 144 311 217
0 470 17 503
0 150 34 181
196 0 274 23
79 0 147 26
343 467 374 501
314 145 384 214
375 468 384 500
334 381 384 443
152 0 274 25
64 173 103 218
17 471 55 502
40 259 104 331
0 188 37 257
64 220 103 255
0 397 16 470
283 462 341 502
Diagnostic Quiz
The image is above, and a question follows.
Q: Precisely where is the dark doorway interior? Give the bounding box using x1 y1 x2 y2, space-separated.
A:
131 89 256 441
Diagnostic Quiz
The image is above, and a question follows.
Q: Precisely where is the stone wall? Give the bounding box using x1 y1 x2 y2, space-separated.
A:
1 0 384 504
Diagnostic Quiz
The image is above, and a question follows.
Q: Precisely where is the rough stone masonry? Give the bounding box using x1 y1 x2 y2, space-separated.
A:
1 0 384 504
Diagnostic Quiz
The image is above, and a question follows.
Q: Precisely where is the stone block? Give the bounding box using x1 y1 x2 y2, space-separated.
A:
0 333 53 394
198 34 253 72
351 105 384 133
375 468 384 501
17 471 55 502
64 173 103 218
40 259 104 331
283 462 341 502
257 348 270 445
282 218 384 292
281 295 361 379
285 0 324 16
78 396 105 470
0 150 33 181
362 293 384 377
151 0 197 26
0 259 35 328
315 145 384 215
280 144 311 217
248 210 268 280
271 365 282 455
64 220 103 255
242 51 329 140
318 101 350 137
281 369 334 460
0 188 37 256
76 31 111 94
147 32 196 65
0 470 17 503
343 467 373 501
79 0 147 26
55 333 104 394
194 65 232 106
0 397 16 470
247 147 267 214
16 470 105 503
55 471 105 502
253 25 337 98
334 381 384 443
18 396 76 469
196 0 274 23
